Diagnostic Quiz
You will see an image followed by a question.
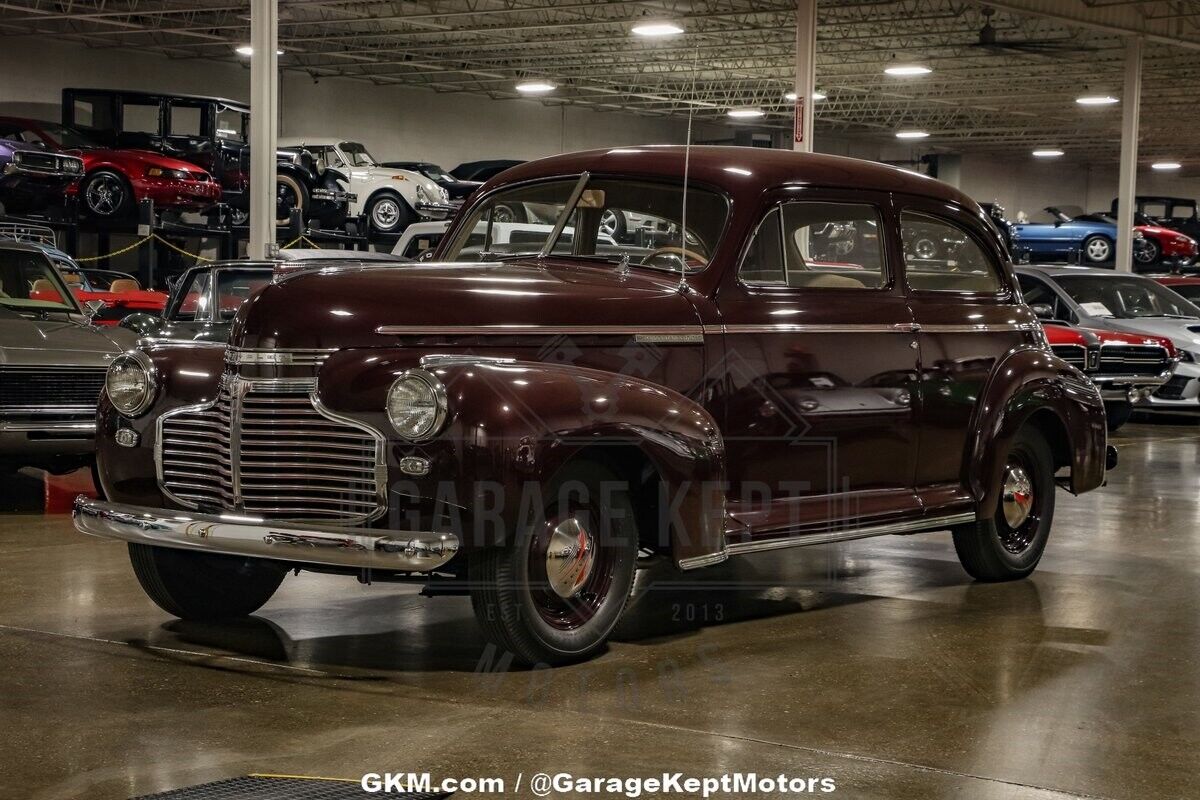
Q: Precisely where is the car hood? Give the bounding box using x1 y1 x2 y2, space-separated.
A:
233 259 703 351
1138 224 1193 240
1092 317 1200 351
0 306 137 366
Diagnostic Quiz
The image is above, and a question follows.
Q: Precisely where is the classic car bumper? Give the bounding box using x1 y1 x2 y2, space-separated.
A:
311 187 356 205
1092 371 1172 401
73 496 460 572
416 201 455 220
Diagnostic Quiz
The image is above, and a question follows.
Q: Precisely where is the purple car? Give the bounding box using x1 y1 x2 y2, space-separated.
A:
0 137 83 215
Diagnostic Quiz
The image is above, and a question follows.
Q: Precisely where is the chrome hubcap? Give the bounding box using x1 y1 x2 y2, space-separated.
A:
1002 464 1035 529
86 176 122 215
600 210 619 237
372 199 400 228
492 204 515 223
545 516 595 599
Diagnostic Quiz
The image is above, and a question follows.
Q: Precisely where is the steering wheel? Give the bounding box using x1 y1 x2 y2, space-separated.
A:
642 246 709 269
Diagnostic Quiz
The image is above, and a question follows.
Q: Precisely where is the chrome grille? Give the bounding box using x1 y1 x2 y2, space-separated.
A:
1050 344 1087 369
1097 345 1170 376
158 376 385 524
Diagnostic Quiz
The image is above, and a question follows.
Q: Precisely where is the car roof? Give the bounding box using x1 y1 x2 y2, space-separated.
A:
65 88 248 113
0 241 51 255
1015 264 1145 279
492 146 976 207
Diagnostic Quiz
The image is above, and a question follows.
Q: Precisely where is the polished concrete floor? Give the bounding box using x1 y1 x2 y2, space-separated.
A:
2 422 1199 799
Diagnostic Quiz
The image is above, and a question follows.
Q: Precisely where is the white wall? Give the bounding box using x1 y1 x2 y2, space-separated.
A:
0 36 726 168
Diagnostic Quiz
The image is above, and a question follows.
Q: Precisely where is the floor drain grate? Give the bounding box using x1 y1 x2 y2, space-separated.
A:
132 775 452 799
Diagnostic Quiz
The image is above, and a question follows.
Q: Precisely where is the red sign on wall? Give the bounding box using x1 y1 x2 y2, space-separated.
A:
794 98 806 144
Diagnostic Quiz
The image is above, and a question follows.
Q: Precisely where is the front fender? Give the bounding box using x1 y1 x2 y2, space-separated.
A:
967 346 1106 512
316 353 726 566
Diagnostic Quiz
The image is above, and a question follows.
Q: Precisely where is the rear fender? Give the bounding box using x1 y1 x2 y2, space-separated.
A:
967 346 1106 512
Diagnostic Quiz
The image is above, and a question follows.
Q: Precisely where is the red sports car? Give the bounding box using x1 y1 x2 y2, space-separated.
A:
1043 322 1176 430
1153 274 1200 302
1134 219 1199 269
0 117 220 219
28 244 168 325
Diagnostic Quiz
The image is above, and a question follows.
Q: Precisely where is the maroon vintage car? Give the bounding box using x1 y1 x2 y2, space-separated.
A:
75 146 1111 665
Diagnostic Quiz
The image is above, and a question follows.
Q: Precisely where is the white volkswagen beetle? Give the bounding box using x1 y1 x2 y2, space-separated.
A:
278 139 452 235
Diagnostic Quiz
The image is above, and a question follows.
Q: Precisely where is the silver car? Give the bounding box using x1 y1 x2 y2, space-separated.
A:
1016 265 1200 413
0 242 136 472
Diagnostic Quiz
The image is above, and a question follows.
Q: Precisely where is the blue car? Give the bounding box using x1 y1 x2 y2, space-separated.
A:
1012 206 1118 265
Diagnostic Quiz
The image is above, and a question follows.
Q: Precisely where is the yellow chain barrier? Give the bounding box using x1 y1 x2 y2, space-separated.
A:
71 235 154 263
280 235 322 250
71 233 213 264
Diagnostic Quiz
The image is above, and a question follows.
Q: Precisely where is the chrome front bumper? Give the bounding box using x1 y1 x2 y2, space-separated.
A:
73 496 460 572
1092 371 1171 401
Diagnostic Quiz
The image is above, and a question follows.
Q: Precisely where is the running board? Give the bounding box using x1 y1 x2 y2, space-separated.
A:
678 511 977 570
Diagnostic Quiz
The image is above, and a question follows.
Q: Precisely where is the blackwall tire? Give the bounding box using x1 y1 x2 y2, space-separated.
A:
82 170 133 219
1082 235 1113 264
468 460 638 666
128 543 286 620
367 192 414 235
952 427 1056 582
1134 238 1161 269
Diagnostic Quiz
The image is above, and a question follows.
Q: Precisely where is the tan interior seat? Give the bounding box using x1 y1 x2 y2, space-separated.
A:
108 278 140 293
61 273 82 285
31 278 58 294
788 272 867 289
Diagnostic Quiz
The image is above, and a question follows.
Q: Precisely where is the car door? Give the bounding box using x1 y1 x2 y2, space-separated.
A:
715 189 922 538
899 198 1031 511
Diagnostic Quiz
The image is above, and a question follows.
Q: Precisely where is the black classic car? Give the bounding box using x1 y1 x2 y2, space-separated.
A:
61 88 353 227
120 262 275 344
380 161 481 203
0 135 83 215
1114 196 1200 245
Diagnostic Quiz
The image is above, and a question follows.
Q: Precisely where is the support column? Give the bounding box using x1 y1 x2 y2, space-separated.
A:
249 0 279 259
792 0 817 153
1115 36 1142 273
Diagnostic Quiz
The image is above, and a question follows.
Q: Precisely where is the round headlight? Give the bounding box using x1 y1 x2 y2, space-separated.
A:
386 368 447 440
106 351 156 416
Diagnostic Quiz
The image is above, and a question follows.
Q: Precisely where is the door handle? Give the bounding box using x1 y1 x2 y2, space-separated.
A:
892 323 922 333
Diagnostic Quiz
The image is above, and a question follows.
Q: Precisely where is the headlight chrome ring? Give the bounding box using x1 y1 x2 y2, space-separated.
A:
105 350 157 417
386 368 448 441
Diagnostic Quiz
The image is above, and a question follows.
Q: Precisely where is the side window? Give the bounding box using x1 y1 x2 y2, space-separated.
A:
1016 274 1067 320
901 213 1003 293
738 207 785 286
169 104 203 137
122 101 161 135
781 202 885 289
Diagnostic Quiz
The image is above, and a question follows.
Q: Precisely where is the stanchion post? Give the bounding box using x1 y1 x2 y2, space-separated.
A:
287 206 302 246
63 197 79 256
137 198 155 287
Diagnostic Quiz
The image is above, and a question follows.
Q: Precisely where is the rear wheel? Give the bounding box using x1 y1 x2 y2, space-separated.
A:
1134 238 1161 269
128 543 286 620
367 191 413 234
952 427 1056 581
469 461 638 665
275 174 309 225
82 170 133 219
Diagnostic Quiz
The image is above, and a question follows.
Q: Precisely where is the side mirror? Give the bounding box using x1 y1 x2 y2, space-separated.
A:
416 249 435 262
1030 303 1055 321
83 299 106 322
119 312 163 336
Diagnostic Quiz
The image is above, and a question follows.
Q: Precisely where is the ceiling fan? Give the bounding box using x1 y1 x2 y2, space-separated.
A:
970 7 1097 55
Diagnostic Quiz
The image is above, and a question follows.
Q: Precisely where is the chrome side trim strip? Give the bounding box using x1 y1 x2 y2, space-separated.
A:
724 512 977 557
419 354 518 368
0 420 96 433
919 323 1041 333
377 324 706 337
226 348 337 366
635 333 705 344
723 323 914 334
73 496 459 572
677 548 730 571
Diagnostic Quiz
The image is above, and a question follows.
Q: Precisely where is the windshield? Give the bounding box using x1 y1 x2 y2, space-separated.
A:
441 176 729 272
339 142 377 167
0 248 80 313
29 122 100 150
1056 275 1200 319
420 165 455 182
173 268 271 322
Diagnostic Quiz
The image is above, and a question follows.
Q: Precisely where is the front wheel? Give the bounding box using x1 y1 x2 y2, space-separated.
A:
128 543 286 620
1134 238 1161 268
82 170 133 219
275 174 309 225
1082 234 1113 264
952 427 1056 582
468 461 638 665
367 192 414 234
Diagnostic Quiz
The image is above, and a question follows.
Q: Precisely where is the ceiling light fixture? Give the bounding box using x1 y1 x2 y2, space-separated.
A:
1032 148 1064 157
811 91 827 101
727 107 765 119
785 91 825 101
515 80 556 94
1075 95 1119 105
885 64 932 76
235 45 284 56
631 21 684 37
895 130 930 139
1152 161 1182 171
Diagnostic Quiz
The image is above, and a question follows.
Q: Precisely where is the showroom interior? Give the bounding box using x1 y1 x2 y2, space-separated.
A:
3 1 1200 799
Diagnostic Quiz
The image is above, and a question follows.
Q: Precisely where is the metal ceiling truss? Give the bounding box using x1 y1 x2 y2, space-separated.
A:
4 0 1200 159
